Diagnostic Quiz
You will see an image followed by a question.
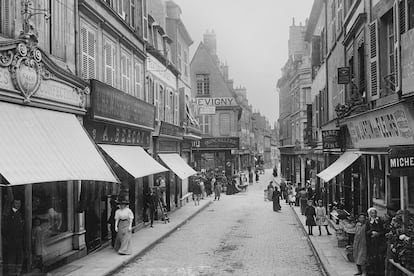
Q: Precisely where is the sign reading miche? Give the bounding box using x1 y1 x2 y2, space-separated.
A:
90 80 155 129
199 137 240 149
389 145 414 176
84 120 151 148
322 129 340 149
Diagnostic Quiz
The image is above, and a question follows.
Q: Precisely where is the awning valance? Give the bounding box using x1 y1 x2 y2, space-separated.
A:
158 153 197 180
99 145 168 179
317 151 362 182
0 102 118 185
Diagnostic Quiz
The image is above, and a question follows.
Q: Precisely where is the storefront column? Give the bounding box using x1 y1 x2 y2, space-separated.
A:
73 180 86 250
25 184 33 271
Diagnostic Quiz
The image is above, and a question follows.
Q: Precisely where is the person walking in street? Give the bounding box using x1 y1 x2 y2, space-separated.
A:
267 181 274 201
353 213 367 275
299 187 308 215
255 169 260 183
287 185 295 206
248 167 254 185
365 207 386 276
147 188 158 227
193 179 202 206
305 200 316 235
114 197 134 255
272 187 281 212
272 165 278 178
199 175 206 199
108 197 119 247
307 181 314 201
214 176 222 201
315 200 331 235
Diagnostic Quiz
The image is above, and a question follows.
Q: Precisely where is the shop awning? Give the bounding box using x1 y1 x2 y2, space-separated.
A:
0 102 119 185
99 145 168 179
158 153 197 180
317 151 362 182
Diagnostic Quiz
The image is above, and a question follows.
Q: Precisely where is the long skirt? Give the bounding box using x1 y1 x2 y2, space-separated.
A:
273 198 281 211
300 199 307 215
114 220 132 255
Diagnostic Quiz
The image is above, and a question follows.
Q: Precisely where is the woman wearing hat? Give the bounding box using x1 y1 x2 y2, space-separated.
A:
365 207 386 276
114 196 134 255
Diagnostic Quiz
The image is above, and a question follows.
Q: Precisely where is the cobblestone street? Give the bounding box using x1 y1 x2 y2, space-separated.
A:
115 171 323 276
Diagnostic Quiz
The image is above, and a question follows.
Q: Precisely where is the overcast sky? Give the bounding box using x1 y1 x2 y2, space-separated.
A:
173 0 313 124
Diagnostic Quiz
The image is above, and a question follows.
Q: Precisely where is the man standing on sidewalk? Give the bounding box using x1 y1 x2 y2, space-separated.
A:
147 188 158 227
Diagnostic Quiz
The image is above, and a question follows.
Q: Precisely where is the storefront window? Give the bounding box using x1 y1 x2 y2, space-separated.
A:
32 182 68 239
370 155 386 203
408 175 414 208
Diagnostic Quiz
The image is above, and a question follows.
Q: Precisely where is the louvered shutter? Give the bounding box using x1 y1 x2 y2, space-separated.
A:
126 56 131 94
394 0 402 92
142 0 148 40
174 93 179 125
2 0 10 35
400 0 408 34
154 83 159 120
87 29 96 79
121 53 127 92
104 39 115 86
80 23 96 80
134 61 142 99
369 20 380 100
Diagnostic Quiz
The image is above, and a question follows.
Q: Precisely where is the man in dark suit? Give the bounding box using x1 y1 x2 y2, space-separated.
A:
3 199 25 276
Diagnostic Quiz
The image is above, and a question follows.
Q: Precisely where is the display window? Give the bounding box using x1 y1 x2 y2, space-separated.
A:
370 155 386 205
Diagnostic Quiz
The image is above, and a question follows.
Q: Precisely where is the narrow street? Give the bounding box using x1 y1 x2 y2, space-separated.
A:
115 171 323 276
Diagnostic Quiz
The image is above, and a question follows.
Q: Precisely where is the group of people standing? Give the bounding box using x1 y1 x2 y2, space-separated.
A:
192 170 223 204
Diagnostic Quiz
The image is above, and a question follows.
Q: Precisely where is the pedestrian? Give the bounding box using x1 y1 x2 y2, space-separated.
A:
304 200 316 235
273 165 278 178
108 197 119 247
280 180 287 200
248 167 253 185
365 207 386 276
114 197 134 255
299 187 308 215
3 198 25 276
199 176 205 199
307 181 314 201
205 173 212 197
315 200 331 235
193 179 202 205
255 169 259 183
214 176 222 201
147 188 158 227
272 187 281 212
267 181 274 201
353 213 367 275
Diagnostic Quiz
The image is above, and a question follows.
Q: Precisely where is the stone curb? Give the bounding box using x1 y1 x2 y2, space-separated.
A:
290 206 334 276
104 200 213 276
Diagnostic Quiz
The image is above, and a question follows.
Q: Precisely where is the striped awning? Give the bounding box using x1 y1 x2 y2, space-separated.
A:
0 102 119 185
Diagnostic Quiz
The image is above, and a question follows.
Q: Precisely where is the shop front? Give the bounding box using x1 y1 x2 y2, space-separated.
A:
83 80 166 251
0 39 118 274
153 121 195 211
193 137 240 178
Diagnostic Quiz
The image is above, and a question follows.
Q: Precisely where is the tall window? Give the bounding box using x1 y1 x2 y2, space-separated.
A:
174 93 179 125
196 74 210 95
104 36 117 87
121 50 132 94
134 60 143 99
219 113 231 136
386 13 395 86
198 115 211 134
159 85 165 121
142 0 148 40
80 21 97 80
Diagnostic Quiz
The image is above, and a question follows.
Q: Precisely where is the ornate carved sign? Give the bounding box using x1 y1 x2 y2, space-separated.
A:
0 41 88 109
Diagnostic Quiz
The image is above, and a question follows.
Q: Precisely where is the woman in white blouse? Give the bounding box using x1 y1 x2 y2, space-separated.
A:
114 199 134 255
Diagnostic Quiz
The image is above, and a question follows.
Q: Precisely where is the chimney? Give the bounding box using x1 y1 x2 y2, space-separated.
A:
292 17 295 26
221 62 229 80
203 30 217 57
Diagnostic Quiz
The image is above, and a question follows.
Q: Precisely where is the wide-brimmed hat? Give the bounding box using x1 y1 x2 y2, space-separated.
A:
117 199 129 204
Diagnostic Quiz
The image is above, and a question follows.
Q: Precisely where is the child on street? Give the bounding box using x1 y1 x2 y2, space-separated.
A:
304 200 316 235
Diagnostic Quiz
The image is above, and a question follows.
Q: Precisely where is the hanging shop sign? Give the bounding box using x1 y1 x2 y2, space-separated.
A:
345 103 414 148
90 80 155 130
401 29 414 95
337 67 351 84
159 121 184 138
389 145 414 176
84 120 151 148
0 41 88 110
322 129 341 149
193 97 238 107
199 137 240 149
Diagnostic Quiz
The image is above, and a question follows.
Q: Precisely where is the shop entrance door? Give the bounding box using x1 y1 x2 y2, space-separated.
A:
82 182 102 253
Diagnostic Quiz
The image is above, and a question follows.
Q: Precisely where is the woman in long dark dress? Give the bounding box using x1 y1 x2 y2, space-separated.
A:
365 207 386 276
272 187 281 212
304 200 316 235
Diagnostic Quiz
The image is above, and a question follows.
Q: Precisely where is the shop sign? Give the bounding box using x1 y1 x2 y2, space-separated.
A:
389 145 414 176
84 120 151 148
401 29 414 95
198 106 216 115
147 55 176 88
322 129 340 149
159 121 184 137
90 80 155 129
345 103 414 148
199 137 240 149
158 140 179 152
0 43 87 108
193 97 238 107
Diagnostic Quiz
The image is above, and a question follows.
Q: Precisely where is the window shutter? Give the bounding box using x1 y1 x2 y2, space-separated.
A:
369 20 380 100
1 0 10 35
87 29 96 79
400 0 407 35
121 53 126 91
80 26 88 79
104 39 115 86
394 0 402 92
134 61 142 99
126 56 131 94
174 93 179 125
154 82 159 120
142 0 148 40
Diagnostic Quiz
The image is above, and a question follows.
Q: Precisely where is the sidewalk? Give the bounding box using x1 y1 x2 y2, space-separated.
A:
50 199 212 276
290 204 358 276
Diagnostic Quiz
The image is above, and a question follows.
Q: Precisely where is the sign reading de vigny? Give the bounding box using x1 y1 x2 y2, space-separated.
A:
0 42 88 109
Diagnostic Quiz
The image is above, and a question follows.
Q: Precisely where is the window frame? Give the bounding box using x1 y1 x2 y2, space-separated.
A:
121 49 132 95
196 74 210 96
103 35 117 87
